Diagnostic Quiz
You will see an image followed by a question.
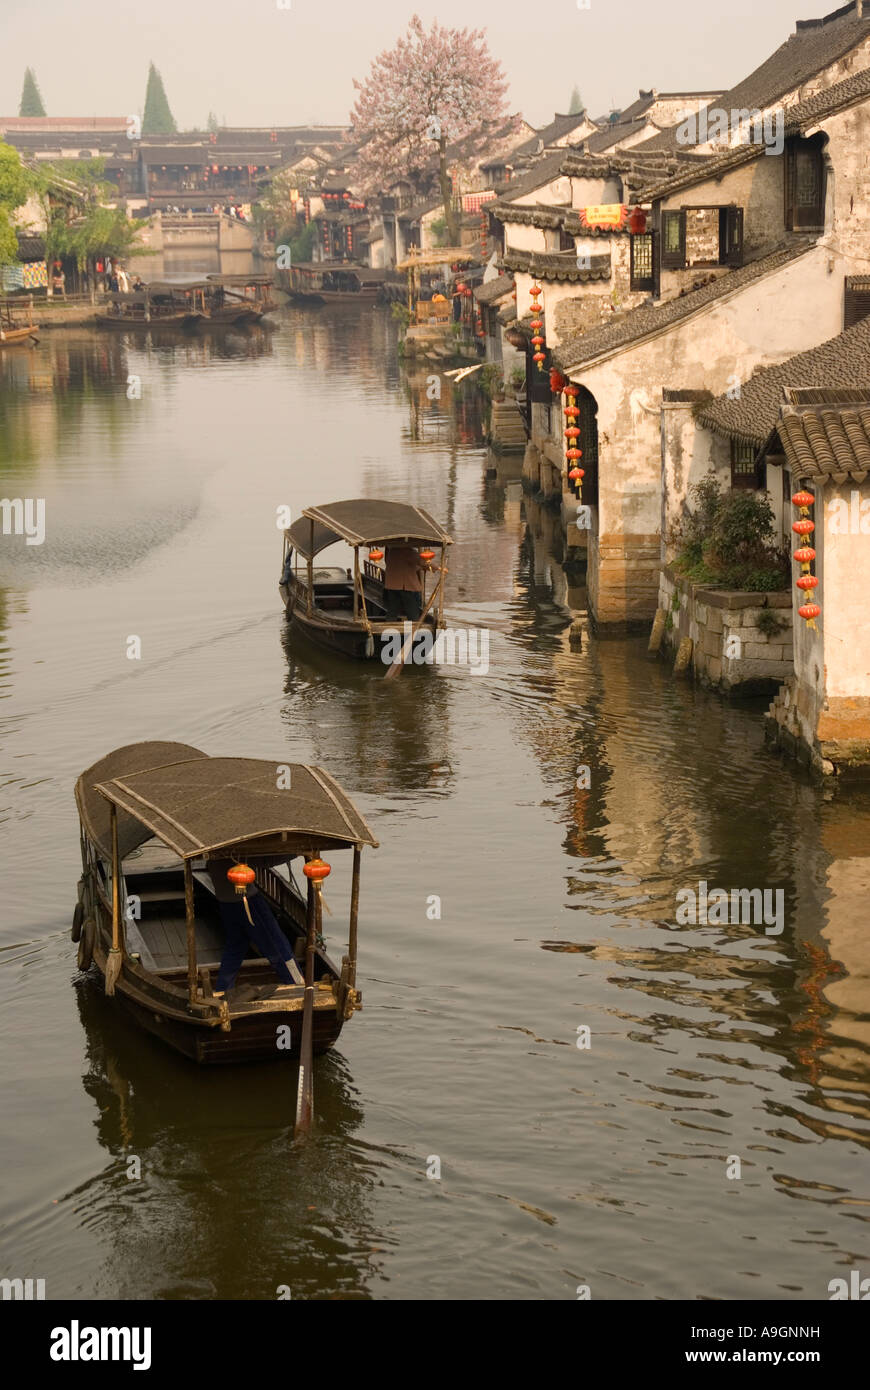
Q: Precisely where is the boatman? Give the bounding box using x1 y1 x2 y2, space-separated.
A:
208 858 300 996
383 544 432 620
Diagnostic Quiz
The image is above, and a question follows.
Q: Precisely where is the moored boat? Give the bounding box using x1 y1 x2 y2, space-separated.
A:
72 741 377 1068
96 281 208 329
280 262 387 303
280 499 453 663
204 272 276 323
0 296 39 346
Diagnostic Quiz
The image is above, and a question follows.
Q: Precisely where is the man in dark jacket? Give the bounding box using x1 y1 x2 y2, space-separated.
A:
208 858 301 995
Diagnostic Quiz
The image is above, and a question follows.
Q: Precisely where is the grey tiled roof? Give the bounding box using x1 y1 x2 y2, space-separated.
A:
778 397 870 479
509 112 592 160
638 2 870 154
474 273 515 304
552 238 816 371
501 248 611 283
643 63 870 202
698 312 870 445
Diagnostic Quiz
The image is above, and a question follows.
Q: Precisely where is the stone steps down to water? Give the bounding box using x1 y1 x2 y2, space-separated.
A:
489 399 526 454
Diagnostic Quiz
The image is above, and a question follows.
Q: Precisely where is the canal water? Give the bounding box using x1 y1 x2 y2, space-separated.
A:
1 304 868 1301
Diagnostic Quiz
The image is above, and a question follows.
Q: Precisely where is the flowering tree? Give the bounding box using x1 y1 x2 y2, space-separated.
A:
350 14 511 244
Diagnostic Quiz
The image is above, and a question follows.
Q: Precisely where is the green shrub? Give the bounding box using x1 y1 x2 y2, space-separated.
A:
670 471 788 592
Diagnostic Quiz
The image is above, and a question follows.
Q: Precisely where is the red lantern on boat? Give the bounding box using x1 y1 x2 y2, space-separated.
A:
227 864 255 894
368 548 383 562
419 548 435 563
303 857 331 883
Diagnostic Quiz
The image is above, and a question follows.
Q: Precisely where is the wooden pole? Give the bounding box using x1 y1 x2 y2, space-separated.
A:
353 546 360 620
348 845 361 989
383 572 444 680
437 547 448 629
105 802 123 995
295 865 317 1136
307 518 314 616
184 859 197 1006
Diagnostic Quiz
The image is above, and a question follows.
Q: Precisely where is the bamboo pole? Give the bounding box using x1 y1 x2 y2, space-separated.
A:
348 845 361 989
353 546 360 620
184 859 197 1006
105 803 123 995
295 866 317 1136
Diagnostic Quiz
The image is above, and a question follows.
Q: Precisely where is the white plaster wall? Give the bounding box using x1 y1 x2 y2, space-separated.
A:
504 222 548 254
573 244 841 547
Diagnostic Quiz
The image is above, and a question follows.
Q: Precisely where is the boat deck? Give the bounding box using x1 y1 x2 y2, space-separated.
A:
121 838 305 976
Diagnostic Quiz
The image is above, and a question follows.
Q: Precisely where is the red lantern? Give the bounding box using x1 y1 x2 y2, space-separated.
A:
792 518 815 536
550 369 567 393
796 574 819 591
564 427 580 439
303 857 331 883
533 351 546 364
798 603 821 621
531 335 544 347
530 284 542 296
564 405 579 418
568 467 584 480
419 548 435 563
530 319 543 330
456 283 466 293
227 864 255 894
566 447 583 460
368 548 383 562
793 546 816 564
792 490 815 508
628 206 647 235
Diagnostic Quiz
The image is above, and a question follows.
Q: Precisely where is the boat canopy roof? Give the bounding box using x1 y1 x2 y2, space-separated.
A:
286 499 452 558
76 740 378 861
206 273 273 286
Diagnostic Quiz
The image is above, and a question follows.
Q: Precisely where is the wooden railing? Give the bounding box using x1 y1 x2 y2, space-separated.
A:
363 560 384 585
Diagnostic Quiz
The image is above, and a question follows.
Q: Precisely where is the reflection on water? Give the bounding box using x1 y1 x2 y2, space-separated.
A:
0 305 868 1301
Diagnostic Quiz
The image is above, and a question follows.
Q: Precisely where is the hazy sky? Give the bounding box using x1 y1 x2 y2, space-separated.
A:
1 0 830 130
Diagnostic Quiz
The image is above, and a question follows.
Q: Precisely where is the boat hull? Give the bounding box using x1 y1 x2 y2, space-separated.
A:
0 325 39 346
280 581 438 662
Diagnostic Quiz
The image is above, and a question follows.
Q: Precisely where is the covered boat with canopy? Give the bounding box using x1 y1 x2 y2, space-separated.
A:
72 740 377 1111
280 497 453 666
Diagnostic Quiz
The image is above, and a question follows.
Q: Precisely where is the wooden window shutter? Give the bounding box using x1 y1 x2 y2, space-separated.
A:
845 282 870 329
630 232 654 291
661 210 685 269
719 206 743 266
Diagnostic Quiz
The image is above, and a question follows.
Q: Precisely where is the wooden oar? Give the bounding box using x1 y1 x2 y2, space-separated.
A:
294 869 318 1136
383 570 446 681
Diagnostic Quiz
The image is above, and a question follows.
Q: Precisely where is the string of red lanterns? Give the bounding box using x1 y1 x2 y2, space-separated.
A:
530 282 545 371
791 489 820 629
563 382 583 498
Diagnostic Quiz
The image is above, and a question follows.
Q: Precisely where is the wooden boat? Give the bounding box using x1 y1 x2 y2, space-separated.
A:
280 499 453 662
203 273 276 324
72 741 377 1065
96 281 209 329
281 262 387 303
0 296 39 346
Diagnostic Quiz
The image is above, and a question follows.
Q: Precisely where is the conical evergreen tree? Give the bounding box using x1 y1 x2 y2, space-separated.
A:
19 68 46 117
568 86 584 115
142 63 177 135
